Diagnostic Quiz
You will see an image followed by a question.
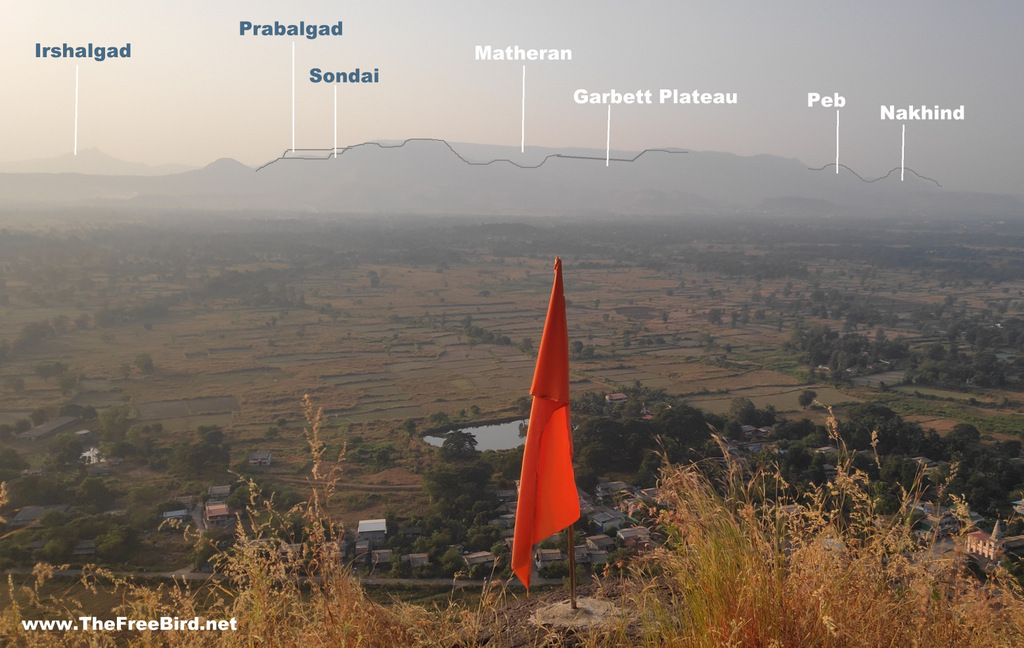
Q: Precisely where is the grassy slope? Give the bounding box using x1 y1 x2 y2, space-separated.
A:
4 424 1023 647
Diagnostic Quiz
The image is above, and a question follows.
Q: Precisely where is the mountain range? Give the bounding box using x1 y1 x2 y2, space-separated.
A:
0 141 1020 218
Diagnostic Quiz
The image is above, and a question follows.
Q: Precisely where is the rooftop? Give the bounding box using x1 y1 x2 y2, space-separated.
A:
358 519 387 534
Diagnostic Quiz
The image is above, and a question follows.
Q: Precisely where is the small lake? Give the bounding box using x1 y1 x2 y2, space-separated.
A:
424 420 527 451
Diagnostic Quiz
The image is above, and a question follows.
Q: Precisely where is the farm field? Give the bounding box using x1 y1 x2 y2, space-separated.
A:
2 216 1024 529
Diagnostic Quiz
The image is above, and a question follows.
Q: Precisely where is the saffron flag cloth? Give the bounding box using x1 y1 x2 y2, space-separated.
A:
512 257 580 590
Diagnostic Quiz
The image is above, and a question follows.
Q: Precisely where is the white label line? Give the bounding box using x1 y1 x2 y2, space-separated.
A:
835 109 839 174
74 64 79 156
333 86 337 158
291 42 295 153
605 105 611 167
901 124 905 182
520 65 526 153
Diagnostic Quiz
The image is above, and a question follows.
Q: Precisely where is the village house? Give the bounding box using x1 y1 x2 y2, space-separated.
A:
357 519 388 547
18 416 78 441
86 464 110 477
205 502 233 527
586 534 616 553
912 503 960 539
208 485 231 502
463 551 496 569
591 509 627 533
488 513 517 529
404 553 430 568
533 548 564 570
911 456 938 471
618 496 647 516
637 487 660 501
162 509 189 523
25 540 46 556
72 540 96 557
495 489 517 502
579 500 599 517
573 545 591 564
248 451 272 466
617 526 652 550
11 504 70 528
596 480 635 500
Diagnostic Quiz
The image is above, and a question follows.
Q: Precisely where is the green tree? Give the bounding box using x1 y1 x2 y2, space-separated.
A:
440 547 464 576
798 389 818 409
134 353 154 375
35 361 68 382
570 340 585 358
77 477 116 511
440 430 478 461
99 405 132 442
38 538 72 563
0 447 27 471
29 408 48 426
197 425 224 446
52 315 71 335
513 396 532 418
728 397 758 426
59 373 80 396
948 423 980 453
50 432 84 467
422 463 493 508
96 525 135 561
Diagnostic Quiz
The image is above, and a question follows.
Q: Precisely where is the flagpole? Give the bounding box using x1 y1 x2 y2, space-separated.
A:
568 521 577 609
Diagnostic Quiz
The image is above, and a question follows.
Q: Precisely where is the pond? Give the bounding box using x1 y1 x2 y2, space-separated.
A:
424 419 527 451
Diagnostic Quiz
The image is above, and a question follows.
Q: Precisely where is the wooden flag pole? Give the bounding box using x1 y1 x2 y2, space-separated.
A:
568 521 577 609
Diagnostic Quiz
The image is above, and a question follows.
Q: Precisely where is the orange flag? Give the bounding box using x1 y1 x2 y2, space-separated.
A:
512 257 580 590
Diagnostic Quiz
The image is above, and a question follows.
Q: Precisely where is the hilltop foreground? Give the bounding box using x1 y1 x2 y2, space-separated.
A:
4 441 1023 648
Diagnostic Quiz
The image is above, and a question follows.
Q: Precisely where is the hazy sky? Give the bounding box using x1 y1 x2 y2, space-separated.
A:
3 1 1021 193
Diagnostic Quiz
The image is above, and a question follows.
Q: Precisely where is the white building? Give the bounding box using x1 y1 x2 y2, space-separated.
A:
357 519 388 547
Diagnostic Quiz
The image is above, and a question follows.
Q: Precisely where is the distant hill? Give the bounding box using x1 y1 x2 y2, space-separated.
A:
0 141 1021 218
0 149 194 176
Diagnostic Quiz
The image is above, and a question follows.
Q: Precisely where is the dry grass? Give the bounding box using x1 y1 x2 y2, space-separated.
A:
0 396 442 648
622 414 1024 647
3 407 1024 647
